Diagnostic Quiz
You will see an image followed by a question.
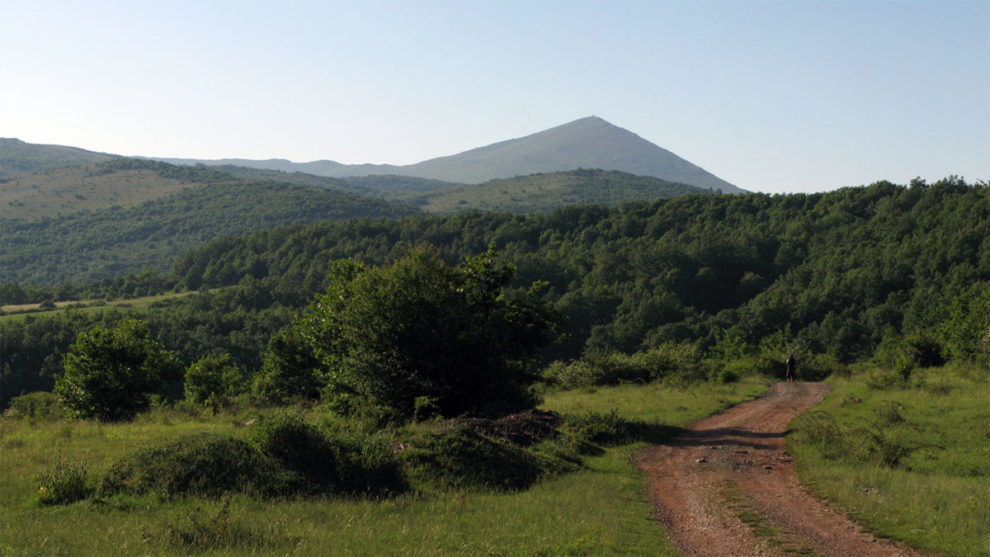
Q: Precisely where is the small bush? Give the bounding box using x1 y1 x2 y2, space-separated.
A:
326 426 406 496
99 433 297 498
252 411 337 489
400 424 558 491
35 460 91 505
563 409 644 447
6 391 67 422
413 396 440 422
253 411 406 495
542 352 651 390
865 368 904 390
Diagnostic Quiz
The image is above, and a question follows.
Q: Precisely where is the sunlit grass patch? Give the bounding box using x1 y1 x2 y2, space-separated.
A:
789 364 990 556
0 378 769 555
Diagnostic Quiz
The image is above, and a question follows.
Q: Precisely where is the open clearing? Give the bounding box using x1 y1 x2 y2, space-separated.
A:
636 382 924 556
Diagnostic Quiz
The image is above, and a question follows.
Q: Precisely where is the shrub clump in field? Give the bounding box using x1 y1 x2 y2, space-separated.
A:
541 343 707 390
251 411 338 489
98 433 297 498
35 459 91 505
399 422 573 491
252 410 405 496
563 409 645 448
6 391 67 422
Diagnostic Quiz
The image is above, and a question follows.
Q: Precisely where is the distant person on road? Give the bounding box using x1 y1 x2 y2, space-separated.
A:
785 355 796 382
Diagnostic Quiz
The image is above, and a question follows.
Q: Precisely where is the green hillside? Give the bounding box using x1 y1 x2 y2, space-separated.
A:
0 138 115 177
0 159 236 220
0 179 417 285
399 169 712 214
211 165 707 213
210 165 462 197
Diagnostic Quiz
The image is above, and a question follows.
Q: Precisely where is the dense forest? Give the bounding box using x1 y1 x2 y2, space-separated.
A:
1 177 988 410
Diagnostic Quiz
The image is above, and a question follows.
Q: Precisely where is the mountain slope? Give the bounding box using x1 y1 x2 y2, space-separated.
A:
397 117 741 192
0 165 418 285
209 165 462 197
0 138 116 177
0 159 237 220
158 117 743 192
399 169 713 214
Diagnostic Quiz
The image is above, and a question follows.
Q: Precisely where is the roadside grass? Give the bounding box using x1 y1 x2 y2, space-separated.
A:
788 363 990 557
0 377 768 555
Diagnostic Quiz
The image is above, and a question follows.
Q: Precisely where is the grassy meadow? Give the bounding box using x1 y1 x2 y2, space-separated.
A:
788 364 990 556
0 378 768 555
0 291 201 323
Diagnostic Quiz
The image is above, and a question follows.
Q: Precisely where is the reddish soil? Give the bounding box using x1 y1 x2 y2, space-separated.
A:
635 382 925 556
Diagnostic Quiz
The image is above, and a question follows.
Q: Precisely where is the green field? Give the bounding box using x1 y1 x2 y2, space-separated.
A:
788 364 990 556
0 378 768 555
0 292 195 323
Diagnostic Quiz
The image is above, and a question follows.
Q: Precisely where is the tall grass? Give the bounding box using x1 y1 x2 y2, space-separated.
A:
0 377 768 555
788 363 990 556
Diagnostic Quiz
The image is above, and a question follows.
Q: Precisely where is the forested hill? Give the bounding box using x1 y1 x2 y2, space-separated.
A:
172 177 989 363
2 178 987 410
0 179 417 285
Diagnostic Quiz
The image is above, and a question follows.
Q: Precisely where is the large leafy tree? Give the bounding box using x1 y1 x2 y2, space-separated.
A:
56 319 178 421
279 247 554 420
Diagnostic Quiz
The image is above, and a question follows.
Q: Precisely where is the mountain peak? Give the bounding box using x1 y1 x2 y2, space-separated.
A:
401 117 743 192
154 117 743 193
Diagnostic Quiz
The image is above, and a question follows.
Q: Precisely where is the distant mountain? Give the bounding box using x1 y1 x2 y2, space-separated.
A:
399 169 713 214
158 117 743 193
397 117 742 192
0 138 116 177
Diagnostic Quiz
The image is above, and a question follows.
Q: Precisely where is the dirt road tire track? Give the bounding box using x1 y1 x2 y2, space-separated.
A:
635 382 925 556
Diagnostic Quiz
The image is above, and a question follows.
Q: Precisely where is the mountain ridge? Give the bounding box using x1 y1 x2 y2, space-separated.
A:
157 117 744 193
0 138 115 177
3 117 743 193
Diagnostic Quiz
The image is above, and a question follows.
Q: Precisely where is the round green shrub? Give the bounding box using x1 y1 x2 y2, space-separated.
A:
399 424 550 491
252 411 337 488
99 433 298 498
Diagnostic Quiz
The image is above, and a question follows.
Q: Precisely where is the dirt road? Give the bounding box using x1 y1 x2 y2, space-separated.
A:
635 382 924 556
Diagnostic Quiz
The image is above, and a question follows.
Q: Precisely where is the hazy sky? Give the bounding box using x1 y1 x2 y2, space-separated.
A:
2 1 987 193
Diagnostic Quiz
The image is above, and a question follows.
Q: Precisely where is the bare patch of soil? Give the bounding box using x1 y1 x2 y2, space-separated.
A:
635 382 925 556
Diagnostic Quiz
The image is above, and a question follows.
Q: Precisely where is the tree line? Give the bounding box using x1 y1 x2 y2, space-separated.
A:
2 177 988 410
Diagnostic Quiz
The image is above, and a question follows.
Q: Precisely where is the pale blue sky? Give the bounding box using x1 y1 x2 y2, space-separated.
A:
2 1 986 193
